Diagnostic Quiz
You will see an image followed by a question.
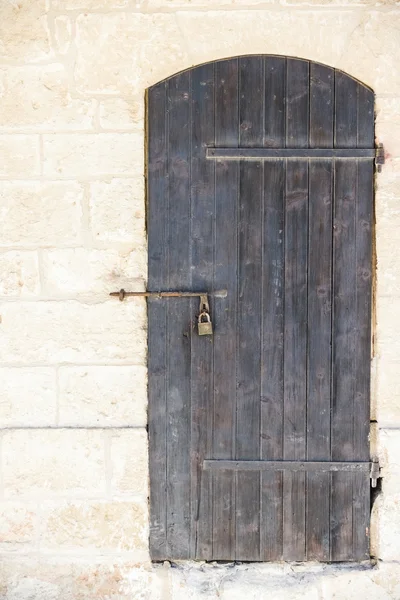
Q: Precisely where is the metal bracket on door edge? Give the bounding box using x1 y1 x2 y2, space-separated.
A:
375 143 385 172
370 457 381 488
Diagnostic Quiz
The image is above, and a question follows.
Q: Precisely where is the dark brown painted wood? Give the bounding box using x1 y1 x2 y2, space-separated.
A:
147 56 375 562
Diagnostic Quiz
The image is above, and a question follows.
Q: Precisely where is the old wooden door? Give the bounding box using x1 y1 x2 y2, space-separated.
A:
147 56 375 562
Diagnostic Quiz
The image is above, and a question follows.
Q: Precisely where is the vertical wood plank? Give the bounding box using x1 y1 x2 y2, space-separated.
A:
306 160 332 560
331 160 357 562
331 72 358 561
352 84 374 560
283 58 309 561
306 63 334 561
213 58 239 560
166 72 192 559
190 63 215 560
286 58 309 148
148 82 168 560
235 56 263 561
260 55 286 561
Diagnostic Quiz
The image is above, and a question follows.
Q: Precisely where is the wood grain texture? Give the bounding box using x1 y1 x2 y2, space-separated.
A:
212 58 239 560
148 57 374 563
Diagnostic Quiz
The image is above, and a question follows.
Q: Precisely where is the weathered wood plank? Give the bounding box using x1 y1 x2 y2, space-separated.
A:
147 81 168 560
331 72 359 561
260 55 286 562
235 56 263 561
283 58 309 562
286 58 309 148
264 56 285 148
190 63 215 560
306 160 333 561
306 62 335 561
165 73 192 559
212 57 239 560
331 159 357 561
352 84 374 559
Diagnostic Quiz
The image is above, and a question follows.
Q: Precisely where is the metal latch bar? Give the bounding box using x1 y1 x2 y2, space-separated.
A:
203 460 372 473
110 289 227 302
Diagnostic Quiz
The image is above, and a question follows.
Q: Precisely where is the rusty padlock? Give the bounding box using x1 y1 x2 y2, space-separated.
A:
198 311 213 336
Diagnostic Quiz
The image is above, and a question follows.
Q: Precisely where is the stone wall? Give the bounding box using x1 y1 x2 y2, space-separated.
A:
0 0 399 598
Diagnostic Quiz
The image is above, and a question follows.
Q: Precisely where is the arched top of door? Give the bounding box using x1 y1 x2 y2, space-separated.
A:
148 55 373 94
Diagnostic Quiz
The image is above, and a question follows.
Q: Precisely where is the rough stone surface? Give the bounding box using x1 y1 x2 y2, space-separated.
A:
0 251 40 297
43 133 144 177
0 0 52 63
0 301 147 364
0 503 36 548
74 13 189 92
89 178 146 245
0 136 40 177
109 429 148 496
41 500 148 555
0 65 95 131
0 181 83 248
58 365 147 426
99 97 144 130
2 429 106 499
0 367 56 426
41 248 146 299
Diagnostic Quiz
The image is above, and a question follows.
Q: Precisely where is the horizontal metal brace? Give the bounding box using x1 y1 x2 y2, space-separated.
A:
110 289 227 302
203 460 371 473
206 147 376 160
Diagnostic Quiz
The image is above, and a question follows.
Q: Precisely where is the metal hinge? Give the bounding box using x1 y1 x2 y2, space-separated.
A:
370 457 381 488
375 143 385 172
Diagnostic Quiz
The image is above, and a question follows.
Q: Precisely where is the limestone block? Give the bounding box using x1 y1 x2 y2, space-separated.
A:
58 365 147 426
0 65 95 131
338 11 400 95
0 557 154 600
43 133 143 177
41 500 148 555
376 97 400 161
377 491 400 562
53 0 131 7
89 178 146 244
0 252 40 297
109 429 148 496
376 297 400 361
0 136 39 177
147 0 276 6
3 429 106 498
74 13 189 93
99 97 144 130
53 16 72 55
375 359 400 426
0 367 56 427
0 0 52 63
41 248 146 300
0 181 83 248
176 10 362 76
320 569 393 600
379 429 400 478
0 503 36 549
0 300 147 364
372 563 400 600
